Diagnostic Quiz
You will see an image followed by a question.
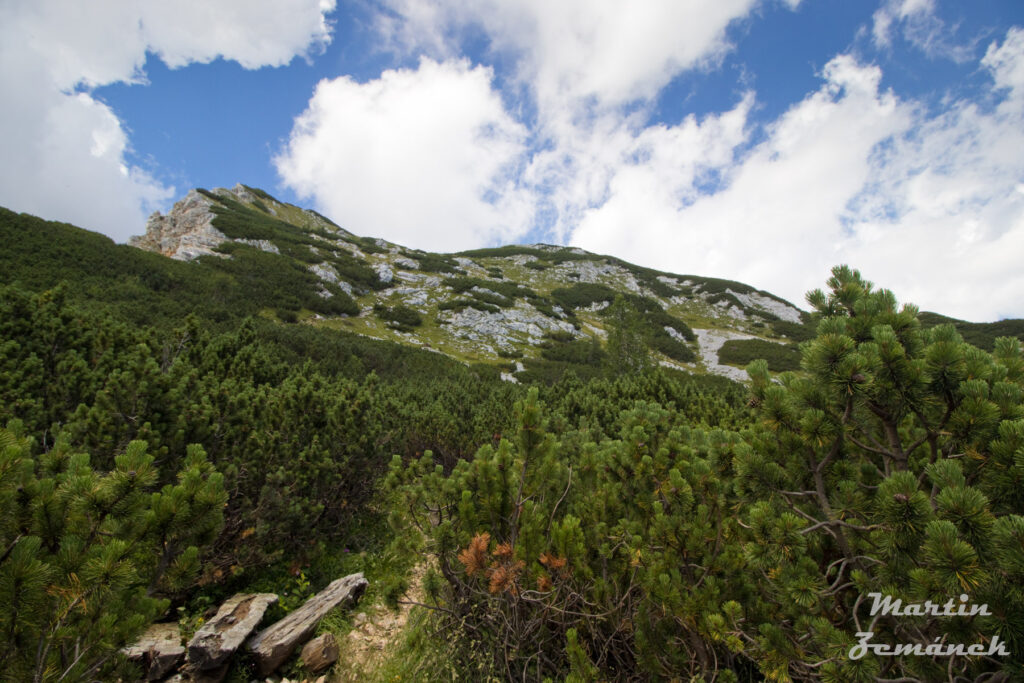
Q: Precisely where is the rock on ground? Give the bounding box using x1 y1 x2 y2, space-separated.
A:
125 622 186 681
247 573 368 676
187 593 278 671
693 328 761 382
300 632 339 673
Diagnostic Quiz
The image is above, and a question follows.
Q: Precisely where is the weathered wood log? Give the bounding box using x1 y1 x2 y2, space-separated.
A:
300 632 339 673
125 622 186 681
247 573 367 676
187 593 278 671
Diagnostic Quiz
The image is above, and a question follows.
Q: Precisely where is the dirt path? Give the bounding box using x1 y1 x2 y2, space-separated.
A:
331 563 427 682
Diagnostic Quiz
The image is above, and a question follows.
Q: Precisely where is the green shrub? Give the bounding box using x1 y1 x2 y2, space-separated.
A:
772 318 816 342
0 424 225 681
717 338 800 371
374 303 423 331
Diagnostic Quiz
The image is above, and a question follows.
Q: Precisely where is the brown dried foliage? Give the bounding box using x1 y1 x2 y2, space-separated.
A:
458 532 491 577
488 559 526 595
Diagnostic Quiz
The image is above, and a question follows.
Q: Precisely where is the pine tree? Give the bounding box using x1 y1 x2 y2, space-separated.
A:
734 265 1024 681
0 422 226 682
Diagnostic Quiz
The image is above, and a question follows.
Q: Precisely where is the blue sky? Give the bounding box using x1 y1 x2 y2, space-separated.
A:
1 1 1023 320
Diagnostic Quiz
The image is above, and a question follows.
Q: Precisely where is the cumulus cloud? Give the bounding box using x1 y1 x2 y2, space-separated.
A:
275 59 532 251
571 56 908 306
0 0 335 240
570 32 1024 321
372 0 786 245
376 0 762 111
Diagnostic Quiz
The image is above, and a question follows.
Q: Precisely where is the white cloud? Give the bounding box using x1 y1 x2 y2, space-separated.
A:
0 0 335 241
984 26 1024 104
370 1 1024 320
871 0 974 62
570 33 1024 321
376 0 794 247
571 55 908 307
376 0 760 111
275 59 532 251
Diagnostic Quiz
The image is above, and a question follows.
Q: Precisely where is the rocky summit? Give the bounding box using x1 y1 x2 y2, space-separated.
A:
128 184 811 381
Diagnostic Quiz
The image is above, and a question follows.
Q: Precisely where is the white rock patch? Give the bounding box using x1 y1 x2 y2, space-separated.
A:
727 289 803 323
235 239 279 254
693 328 760 382
374 263 394 284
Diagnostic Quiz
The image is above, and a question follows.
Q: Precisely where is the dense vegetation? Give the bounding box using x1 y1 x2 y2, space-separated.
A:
0 224 745 680
387 266 1024 682
718 337 802 371
3 198 1022 681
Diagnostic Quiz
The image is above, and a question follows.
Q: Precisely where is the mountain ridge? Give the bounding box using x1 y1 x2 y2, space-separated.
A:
3 184 1020 384
126 184 811 381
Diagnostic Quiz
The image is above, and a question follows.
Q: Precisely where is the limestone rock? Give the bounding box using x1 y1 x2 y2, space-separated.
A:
726 288 804 323
394 257 418 269
129 190 227 261
692 328 760 382
125 622 185 681
300 633 339 673
187 593 278 671
247 573 367 676
235 238 280 254
374 263 394 284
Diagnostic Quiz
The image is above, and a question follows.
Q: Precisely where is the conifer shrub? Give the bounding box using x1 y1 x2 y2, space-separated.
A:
386 389 752 680
718 337 800 371
772 317 816 342
374 303 423 331
0 423 226 681
732 265 1024 681
405 252 462 274
540 337 604 365
386 266 1024 682
442 276 536 302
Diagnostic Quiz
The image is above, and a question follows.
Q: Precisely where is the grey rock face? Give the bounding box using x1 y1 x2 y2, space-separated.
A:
692 328 760 381
125 622 186 681
440 301 576 347
394 257 418 269
129 190 227 261
727 289 803 323
187 593 278 671
235 238 280 254
247 573 367 676
308 263 354 295
375 263 394 284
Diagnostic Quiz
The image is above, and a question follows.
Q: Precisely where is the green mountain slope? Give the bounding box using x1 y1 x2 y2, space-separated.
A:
6 184 1020 383
129 185 818 380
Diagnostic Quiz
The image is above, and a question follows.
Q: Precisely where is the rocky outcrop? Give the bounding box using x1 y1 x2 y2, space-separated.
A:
129 190 227 261
235 238 280 254
125 623 186 681
726 288 803 323
248 573 368 676
187 593 278 672
309 263 354 294
439 301 577 348
374 263 394 284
